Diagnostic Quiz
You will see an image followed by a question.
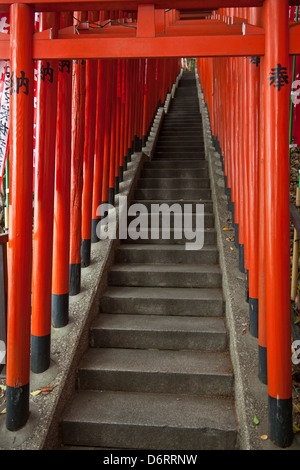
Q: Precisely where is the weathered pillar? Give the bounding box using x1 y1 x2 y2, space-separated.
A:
263 0 293 447
6 3 34 430
31 12 58 373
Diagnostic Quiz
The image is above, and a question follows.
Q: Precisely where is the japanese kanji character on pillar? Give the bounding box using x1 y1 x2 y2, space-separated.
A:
10 70 29 95
250 56 260 67
39 61 54 83
268 63 289 91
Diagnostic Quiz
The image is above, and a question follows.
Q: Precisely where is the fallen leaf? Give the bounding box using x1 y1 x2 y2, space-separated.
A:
230 246 234 251
41 386 53 393
293 423 300 433
31 383 59 397
253 415 260 426
0 408 6 414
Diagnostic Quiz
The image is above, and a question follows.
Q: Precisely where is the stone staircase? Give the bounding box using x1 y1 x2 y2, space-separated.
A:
60 71 238 450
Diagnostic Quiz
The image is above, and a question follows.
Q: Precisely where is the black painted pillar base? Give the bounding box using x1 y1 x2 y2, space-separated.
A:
115 176 119 195
81 238 91 268
119 166 123 183
239 244 245 273
6 383 29 431
69 263 81 296
249 297 258 338
127 146 133 163
52 293 69 328
245 269 249 303
91 218 100 243
142 135 147 148
123 155 127 171
227 188 232 213
109 187 115 207
258 344 268 385
234 223 239 248
268 395 293 448
30 334 51 373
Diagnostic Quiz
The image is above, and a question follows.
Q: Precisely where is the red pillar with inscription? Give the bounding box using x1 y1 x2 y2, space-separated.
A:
264 0 293 447
81 12 98 267
31 12 59 373
6 3 34 431
51 12 73 327
69 13 86 295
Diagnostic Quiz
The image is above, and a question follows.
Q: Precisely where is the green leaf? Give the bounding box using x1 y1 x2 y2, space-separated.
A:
253 415 260 426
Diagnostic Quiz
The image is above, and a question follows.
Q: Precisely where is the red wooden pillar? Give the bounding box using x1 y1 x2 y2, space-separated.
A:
51 12 73 327
114 59 122 195
31 12 59 373
122 59 130 172
125 59 133 167
91 59 106 243
142 59 148 147
69 12 86 295
233 8 245 273
6 3 34 431
264 0 293 447
247 7 262 337
108 60 117 206
81 11 98 267
242 8 250 301
258 54 267 383
229 56 236 226
237 25 245 272
119 59 126 180
101 59 113 206
136 58 145 152
233 55 240 249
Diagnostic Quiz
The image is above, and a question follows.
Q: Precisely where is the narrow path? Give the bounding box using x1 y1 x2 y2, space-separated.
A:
60 71 238 451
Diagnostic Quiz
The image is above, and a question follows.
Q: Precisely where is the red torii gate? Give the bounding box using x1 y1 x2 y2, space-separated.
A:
1 0 298 449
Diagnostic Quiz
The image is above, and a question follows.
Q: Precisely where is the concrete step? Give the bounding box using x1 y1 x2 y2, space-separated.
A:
115 244 219 265
161 126 202 132
156 137 204 144
140 168 209 178
108 263 222 288
143 160 208 169
154 151 205 160
158 134 204 140
129 199 214 213
76 348 234 396
126 211 215 228
100 286 224 316
163 119 202 124
155 146 205 154
156 142 204 149
134 188 211 200
166 114 200 120
168 108 200 113
121 228 216 245
159 130 203 136
137 177 210 189
90 313 227 350
61 390 238 450
153 154 205 160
